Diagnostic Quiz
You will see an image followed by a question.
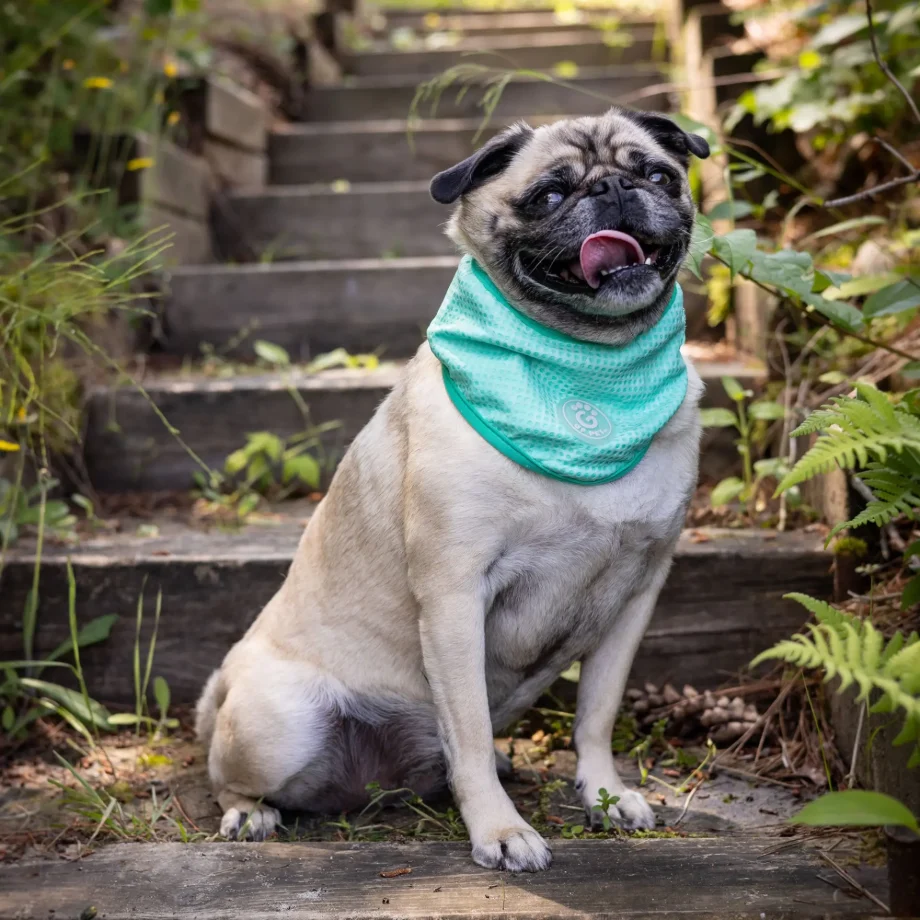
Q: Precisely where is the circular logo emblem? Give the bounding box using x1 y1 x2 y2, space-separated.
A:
560 399 613 443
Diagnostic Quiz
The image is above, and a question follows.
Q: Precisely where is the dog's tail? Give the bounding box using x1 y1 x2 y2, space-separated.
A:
194 669 225 747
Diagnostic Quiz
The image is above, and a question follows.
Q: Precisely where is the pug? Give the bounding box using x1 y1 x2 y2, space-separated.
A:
196 106 710 872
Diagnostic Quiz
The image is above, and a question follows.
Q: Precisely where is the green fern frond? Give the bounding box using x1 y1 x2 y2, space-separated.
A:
752 594 920 766
779 383 920 492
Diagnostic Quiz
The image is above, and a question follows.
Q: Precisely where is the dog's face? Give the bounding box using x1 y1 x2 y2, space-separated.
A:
430 108 710 344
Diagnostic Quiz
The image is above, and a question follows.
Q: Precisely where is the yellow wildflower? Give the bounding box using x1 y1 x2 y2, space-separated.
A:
62 59 75 71
164 60 178 78
83 76 113 89
15 407 27 421
0 439 20 452
167 111 180 126
126 157 155 171
423 12 441 28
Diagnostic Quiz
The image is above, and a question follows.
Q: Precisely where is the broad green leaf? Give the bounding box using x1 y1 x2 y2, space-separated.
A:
253 340 290 367
791 790 919 833
246 432 283 462
749 401 786 421
712 228 756 279
144 0 174 14
804 292 865 332
707 200 754 222
902 361 920 380
685 214 714 279
154 676 171 717
748 249 814 298
224 449 249 475
722 376 746 402
818 370 847 385
44 614 118 667
863 279 920 318
699 408 738 428
670 113 719 150
19 679 112 730
283 454 321 489
711 476 745 507
107 713 144 725
811 14 868 47
754 457 785 477
306 348 351 373
823 273 902 300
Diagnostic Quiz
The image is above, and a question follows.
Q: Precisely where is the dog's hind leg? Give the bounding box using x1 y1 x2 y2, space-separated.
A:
203 649 336 841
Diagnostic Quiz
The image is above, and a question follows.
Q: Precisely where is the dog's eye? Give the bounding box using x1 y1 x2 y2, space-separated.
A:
647 170 672 186
542 190 564 209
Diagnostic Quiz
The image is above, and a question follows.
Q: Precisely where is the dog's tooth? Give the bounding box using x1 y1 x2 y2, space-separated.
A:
644 256 651 265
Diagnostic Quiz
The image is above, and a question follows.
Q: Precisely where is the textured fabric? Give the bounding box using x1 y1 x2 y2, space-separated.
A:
427 256 688 485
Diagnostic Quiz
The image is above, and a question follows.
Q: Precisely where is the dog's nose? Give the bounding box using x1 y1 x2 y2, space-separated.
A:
588 175 635 197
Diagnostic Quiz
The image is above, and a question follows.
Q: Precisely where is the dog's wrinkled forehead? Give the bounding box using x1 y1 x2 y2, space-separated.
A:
493 112 688 195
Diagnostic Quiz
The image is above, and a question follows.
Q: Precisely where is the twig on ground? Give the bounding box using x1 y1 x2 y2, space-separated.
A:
714 763 801 789
819 849 891 914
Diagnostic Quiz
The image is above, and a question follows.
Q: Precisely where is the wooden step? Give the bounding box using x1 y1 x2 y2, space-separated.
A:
160 258 712 361
2 519 828 704
378 7 655 33
376 8 655 36
0 838 885 917
217 181 451 261
163 256 461 360
345 29 659 77
82 354 762 494
269 117 556 185
303 64 668 122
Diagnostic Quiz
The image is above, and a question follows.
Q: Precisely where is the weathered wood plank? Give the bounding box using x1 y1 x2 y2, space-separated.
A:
303 66 668 122
79 357 763 493
204 139 267 188
0 527 830 703
130 134 212 221
162 257 460 359
0 838 885 919
142 205 213 266
346 30 658 77
160 260 718 361
377 8 655 33
216 181 451 260
205 78 269 153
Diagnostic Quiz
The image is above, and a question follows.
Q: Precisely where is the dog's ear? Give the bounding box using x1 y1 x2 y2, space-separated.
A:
430 124 534 204
626 112 711 162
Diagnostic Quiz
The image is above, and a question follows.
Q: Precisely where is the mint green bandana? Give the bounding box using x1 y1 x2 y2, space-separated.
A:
427 256 688 485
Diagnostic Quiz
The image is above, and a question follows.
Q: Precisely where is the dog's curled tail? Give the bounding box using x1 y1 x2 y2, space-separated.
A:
194 670 225 746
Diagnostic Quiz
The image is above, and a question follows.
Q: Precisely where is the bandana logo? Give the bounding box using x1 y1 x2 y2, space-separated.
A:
559 399 613 443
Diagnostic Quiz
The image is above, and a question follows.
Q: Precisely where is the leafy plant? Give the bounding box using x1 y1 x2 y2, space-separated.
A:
752 593 920 766
701 376 788 512
778 382 920 604
0 476 77 545
792 788 919 832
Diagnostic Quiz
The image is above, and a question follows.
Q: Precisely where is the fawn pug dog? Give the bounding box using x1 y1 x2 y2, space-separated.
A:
197 106 710 873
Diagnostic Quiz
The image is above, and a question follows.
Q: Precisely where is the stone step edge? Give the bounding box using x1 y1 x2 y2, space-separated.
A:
167 255 463 277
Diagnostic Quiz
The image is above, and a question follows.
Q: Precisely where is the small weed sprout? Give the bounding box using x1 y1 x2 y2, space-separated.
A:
701 375 788 515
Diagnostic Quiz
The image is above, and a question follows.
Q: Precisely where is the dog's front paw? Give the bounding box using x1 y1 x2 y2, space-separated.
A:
471 824 553 873
588 788 655 832
220 803 282 841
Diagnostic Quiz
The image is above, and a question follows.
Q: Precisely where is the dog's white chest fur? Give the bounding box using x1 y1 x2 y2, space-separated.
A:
401 346 703 725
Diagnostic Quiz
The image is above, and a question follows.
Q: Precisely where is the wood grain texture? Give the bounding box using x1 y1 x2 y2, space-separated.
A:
302 67 668 122
0 528 830 703
163 257 460 359
0 838 886 919
217 182 451 260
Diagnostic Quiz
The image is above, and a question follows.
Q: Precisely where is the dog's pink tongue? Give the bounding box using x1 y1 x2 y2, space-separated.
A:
578 231 645 289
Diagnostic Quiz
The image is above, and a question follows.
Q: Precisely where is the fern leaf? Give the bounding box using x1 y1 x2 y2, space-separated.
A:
884 639 920 680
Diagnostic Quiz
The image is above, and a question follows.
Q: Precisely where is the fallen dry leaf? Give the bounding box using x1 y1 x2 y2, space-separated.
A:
380 867 412 879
